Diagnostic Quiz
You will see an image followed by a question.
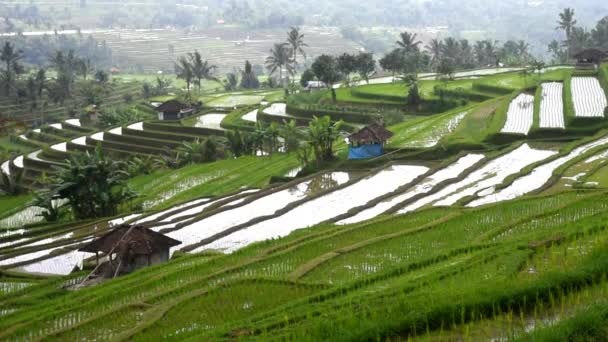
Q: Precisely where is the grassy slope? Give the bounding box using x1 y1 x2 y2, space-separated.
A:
0 194 33 220
128 153 299 211
2 191 608 340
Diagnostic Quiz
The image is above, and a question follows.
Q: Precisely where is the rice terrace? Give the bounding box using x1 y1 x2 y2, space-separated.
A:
2 0 608 340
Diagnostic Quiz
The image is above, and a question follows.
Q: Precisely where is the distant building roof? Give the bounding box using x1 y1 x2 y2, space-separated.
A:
79 225 181 255
349 123 394 145
574 49 608 62
156 99 189 113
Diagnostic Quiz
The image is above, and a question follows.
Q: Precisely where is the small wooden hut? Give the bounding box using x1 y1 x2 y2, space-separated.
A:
574 49 608 69
348 122 394 160
79 225 181 277
156 99 195 120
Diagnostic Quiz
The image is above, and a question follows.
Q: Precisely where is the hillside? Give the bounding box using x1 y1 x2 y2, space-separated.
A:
1 49 608 341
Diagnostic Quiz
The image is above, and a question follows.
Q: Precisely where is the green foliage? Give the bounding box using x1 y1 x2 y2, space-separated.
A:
98 107 152 128
47 145 137 219
305 115 343 166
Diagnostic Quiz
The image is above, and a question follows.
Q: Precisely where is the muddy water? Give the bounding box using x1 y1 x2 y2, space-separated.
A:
339 154 484 225
200 165 429 253
172 172 352 254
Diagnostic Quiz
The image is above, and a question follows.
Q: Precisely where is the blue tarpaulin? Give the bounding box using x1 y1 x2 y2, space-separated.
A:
348 144 384 160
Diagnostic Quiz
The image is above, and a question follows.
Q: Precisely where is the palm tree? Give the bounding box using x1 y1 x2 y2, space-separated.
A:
265 43 294 88
556 8 577 59
0 41 23 95
425 39 443 70
188 51 217 92
557 8 577 41
286 27 308 78
175 56 194 96
474 41 487 66
516 40 530 67
396 32 421 54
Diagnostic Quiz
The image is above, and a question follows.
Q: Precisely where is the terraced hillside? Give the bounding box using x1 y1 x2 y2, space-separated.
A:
2 64 608 340
2 189 608 340
89 27 361 74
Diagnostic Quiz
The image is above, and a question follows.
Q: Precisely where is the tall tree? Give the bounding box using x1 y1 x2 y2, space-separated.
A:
175 56 194 96
265 43 294 88
286 26 307 77
355 52 376 84
311 54 342 102
0 42 23 96
396 31 421 54
425 39 443 71
379 49 404 79
337 53 357 86
516 40 530 67
556 8 577 59
188 51 216 92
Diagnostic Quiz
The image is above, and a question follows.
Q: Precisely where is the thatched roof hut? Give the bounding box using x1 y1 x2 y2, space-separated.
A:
156 99 196 120
574 49 608 67
349 123 394 146
79 225 180 276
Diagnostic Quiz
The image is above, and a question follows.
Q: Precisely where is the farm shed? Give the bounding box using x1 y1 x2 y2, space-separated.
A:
79 225 181 276
574 49 608 68
156 99 197 120
348 122 394 160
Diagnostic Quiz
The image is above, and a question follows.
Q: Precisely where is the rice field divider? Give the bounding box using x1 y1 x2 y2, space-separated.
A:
286 212 464 281
0 217 128 266
196 247 499 338
291 196 585 282
0 216 112 251
108 278 329 342
327 152 480 224
139 187 263 229
217 247 506 339
531 84 542 130
471 191 601 244
177 161 415 252
252 246 607 341
386 142 526 214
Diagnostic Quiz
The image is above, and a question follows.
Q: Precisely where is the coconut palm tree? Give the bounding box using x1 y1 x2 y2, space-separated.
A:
556 8 577 59
557 8 577 41
175 56 194 96
188 51 217 92
0 41 23 96
396 32 421 55
425 39 443 70
265 43 294 87
286 27 308 77
516 40 530 67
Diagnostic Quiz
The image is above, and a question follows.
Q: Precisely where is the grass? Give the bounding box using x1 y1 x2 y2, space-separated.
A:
2 189 608 340
0 194 33 220
127 153 299 210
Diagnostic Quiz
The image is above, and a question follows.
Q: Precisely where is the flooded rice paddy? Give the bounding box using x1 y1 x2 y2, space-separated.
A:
199 165 429 253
